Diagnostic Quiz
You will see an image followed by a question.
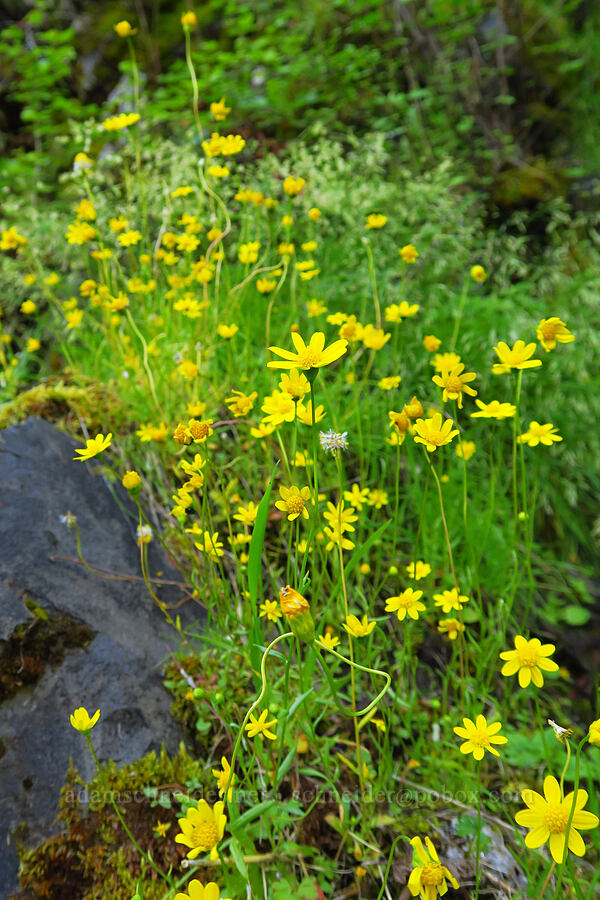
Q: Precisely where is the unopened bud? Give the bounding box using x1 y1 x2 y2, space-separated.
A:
279 585 315 643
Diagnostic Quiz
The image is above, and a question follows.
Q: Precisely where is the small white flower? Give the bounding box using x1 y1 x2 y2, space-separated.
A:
547 719 573 742
319 430 349 455
136 524 153 544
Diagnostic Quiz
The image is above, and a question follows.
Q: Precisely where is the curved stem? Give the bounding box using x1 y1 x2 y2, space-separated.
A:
224 632 294 806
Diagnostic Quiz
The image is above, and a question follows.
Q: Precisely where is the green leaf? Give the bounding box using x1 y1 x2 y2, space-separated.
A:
229 836 249 880
561 605 590 626
248 468 277 606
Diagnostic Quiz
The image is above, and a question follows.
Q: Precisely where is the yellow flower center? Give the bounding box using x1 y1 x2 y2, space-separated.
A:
286 495 305 514
470 729 489 748
540 323 558 339
191 821 218 849
444 375 463 393
298 348 321 368
189 422 209 439
516 649 539 668
543 803 568 834
421 862 444 886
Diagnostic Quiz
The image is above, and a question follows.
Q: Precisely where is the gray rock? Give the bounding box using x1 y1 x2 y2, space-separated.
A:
0 417 201 897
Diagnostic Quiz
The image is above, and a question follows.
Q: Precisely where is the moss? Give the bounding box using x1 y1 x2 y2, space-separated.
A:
0 376 122 432
163 649 252 754
0 606 93 702
12 745 206 900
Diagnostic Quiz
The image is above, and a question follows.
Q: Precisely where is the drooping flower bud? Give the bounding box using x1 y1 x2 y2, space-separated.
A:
279 585 314 643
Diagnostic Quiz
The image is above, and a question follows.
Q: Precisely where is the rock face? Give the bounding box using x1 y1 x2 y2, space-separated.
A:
0 418 201 897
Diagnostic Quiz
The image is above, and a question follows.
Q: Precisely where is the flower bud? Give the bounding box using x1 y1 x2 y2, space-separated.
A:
279 585 314 643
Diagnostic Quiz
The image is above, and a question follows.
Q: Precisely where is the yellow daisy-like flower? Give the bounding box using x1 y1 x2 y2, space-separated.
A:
378 375 402 391
317 631 340 650
181 11 198 29
70 707 100 734
385 588 425 621
430 351 461 373
413 413 459 452
470 399 516 419
73 433 112 461
365 213 387 229
65 221 96 245
212 756 235 800
517 421 562 447
268 331 347 371
453 714 508 761
536 317 574 352
499 635 559 688
233 501 258 527
275 485 311 521
456 439 476 460
423 334 441 352
470 264 487 282
217 323 238 339
175 800 226 859
362 324 391 350
492 339 542 373
296 399 326 425
210 97 231 121
515 775 599 863
433 588 469 613
175 881 226 900
225 389 257 417
385 301 420 322
193 531 224 562
259 600 282 623
261 389 297 426
279 368 310 400
283 176 306 196
588 719 600 746
323 501 358 533
399 243 419 263
432 363 477 408
437 618 465 640
343 613 376 638
405 560 431 581
245 709 278 740
408 835 459 900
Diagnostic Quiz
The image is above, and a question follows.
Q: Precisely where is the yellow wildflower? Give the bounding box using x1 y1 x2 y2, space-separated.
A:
537 317 574 352
268 331 347 371
500 635 559 688
492 340 542 373
515 775 598 863
343 614 376 638
454 714 507 760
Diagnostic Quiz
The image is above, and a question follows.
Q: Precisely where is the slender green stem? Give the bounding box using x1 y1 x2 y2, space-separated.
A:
223 632 294 809
449 275 470 351
475 764 482 898
553 736 589 898
87 736 170 885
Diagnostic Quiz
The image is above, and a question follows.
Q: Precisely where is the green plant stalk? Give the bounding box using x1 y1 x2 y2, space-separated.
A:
314 643 391 718
475 763 482 899
86 735 171 886
336 452 364 798
223 631 294 809
425 452 466 697
449 275 470 351
364 239 381 328
553 735 589 898
375 834 410 900
184 28 204 145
